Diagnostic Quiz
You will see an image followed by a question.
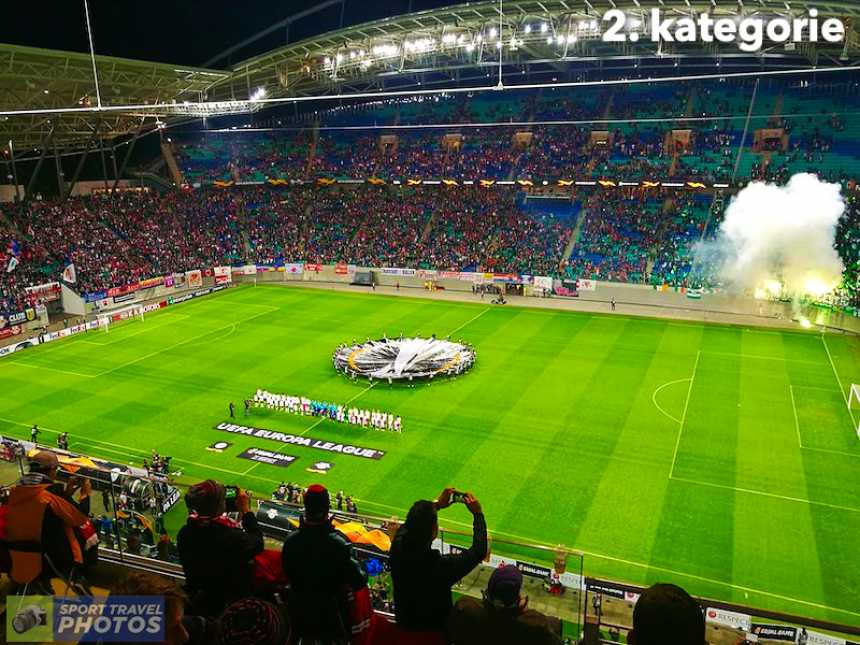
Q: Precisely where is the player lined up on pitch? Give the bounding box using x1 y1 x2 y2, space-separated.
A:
251 389 402 432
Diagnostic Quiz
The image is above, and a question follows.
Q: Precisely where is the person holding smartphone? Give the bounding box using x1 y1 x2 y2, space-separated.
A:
390 487 488 636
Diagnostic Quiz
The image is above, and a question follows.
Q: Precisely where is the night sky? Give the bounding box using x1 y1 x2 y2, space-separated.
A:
1 0 459 68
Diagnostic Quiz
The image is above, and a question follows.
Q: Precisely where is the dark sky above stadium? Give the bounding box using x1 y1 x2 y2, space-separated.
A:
2 0 458 68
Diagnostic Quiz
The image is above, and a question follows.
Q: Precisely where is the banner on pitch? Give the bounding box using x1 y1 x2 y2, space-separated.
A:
214 423 385 460
236 447 297 469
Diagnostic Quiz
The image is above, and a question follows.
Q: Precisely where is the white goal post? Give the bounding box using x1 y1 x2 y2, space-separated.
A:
96 304 145 333
850 384 860 439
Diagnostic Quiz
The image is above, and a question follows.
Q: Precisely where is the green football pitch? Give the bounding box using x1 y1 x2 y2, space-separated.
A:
1 284 859 625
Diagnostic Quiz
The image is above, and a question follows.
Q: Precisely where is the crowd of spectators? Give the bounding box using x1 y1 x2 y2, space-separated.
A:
1 449 717 645
2 173 859 311
2 79 860 312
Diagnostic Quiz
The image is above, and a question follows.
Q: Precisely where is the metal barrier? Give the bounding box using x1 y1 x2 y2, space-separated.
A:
3 441 860 644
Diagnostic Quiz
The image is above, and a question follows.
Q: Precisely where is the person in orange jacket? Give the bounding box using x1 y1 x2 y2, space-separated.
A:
2 450 93 585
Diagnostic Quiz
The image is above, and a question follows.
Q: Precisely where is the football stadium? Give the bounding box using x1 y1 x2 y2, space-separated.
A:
1 1 860 643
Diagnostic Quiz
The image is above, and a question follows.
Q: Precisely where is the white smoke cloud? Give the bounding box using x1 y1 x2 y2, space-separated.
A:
694 173 845 297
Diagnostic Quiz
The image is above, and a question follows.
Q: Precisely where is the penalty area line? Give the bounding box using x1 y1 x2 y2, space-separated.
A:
447 307 491 337
670 475 860 514
651 378 690 425
353 498 860 619
668 350 700 479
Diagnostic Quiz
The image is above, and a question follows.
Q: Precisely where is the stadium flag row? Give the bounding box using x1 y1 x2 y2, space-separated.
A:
208 177 729 190
82 267 233 303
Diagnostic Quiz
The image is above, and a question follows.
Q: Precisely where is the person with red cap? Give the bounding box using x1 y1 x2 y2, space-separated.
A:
177 480 263 617
446 564 562 644
280 483 367 643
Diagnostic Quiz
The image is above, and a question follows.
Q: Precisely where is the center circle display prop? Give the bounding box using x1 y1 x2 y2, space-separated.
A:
333 336 476 382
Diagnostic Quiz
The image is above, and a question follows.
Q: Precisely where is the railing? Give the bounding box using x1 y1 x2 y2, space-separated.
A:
3 441 860 644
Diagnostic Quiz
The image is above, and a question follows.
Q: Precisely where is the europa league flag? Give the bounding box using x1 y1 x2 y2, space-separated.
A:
62 263 77 284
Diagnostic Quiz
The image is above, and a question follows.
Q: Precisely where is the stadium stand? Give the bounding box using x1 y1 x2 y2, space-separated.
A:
2 445 857 645
2 78 860 316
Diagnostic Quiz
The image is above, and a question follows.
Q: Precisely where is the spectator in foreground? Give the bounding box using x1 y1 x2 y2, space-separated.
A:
2 450 94 586
447 563 562 644
628 583 706 645
113 570 213 645
177 480 263 616
390 488 488 633
280 483 367 643
218 598 288 645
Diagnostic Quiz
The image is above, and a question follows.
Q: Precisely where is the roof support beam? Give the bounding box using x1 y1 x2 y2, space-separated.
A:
112 117 146 194
203 0 343 67
64 121 101 202
20 124 54 211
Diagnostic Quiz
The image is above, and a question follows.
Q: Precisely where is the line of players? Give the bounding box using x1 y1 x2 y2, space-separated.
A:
252 389 402 432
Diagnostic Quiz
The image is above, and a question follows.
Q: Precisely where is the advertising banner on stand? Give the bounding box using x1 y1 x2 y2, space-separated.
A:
705 608 751 632
284 263 304 275
138 276 165 290
533 276 554 290
186 269 203 288
214 266 232 284
24 282 62 304
107 284 139 298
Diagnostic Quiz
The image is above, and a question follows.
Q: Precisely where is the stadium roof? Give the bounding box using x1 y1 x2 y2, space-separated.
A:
2 0 859 154
0 44 228 152
207 0 860 104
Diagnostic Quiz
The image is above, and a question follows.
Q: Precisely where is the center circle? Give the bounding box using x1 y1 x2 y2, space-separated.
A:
333 336 476 382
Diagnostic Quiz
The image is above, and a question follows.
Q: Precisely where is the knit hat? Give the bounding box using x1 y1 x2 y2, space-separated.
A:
185 479 226 516
487 565 523 607
304 484 330 518
218 599 287 645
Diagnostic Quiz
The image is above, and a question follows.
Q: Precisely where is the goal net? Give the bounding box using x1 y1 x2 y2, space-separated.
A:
96 304 145 333
850 384 860 439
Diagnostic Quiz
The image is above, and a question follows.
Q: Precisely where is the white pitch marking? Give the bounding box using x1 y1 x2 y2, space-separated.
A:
669 350 700 478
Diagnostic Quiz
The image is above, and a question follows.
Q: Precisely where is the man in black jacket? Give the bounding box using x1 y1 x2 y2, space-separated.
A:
177 480 263 616
390 488 488 632
281 484 367 642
